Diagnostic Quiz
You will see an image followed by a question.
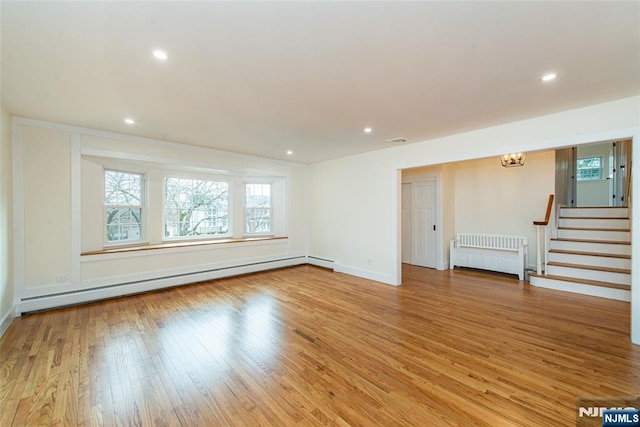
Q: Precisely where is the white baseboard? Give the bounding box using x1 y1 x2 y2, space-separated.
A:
307 255 335 270
530 279 631 302
15 255 401 313
18 255 307 313
0 308 16 339
303 256 400 286
334 263 398 286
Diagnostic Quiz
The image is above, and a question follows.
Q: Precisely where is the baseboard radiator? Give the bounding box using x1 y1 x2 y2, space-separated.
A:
19 256 308 314
450 233 529 280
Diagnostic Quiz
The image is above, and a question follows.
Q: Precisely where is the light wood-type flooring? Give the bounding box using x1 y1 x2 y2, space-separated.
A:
1 265 638 426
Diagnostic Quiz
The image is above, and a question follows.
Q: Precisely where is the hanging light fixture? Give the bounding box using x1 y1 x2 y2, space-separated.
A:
500 153 526 167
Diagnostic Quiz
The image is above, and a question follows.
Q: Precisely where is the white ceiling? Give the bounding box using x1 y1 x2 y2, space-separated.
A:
2 1 639 164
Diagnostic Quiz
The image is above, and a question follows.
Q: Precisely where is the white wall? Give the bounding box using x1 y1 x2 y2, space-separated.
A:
22 127 71 287
0 107 13 337
454 151 555 265
308 154 397 284
12 119 309 312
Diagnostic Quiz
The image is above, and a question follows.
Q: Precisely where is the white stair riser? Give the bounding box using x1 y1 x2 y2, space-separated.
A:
557 229 630 242
545 265 630 285
549 240 631 255
530 276 630 302
560 207 628 218
547 252 631 269
558 218 629 229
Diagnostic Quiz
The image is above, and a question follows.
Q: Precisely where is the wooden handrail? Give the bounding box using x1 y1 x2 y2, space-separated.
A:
533 194 554 275
533 194 554 226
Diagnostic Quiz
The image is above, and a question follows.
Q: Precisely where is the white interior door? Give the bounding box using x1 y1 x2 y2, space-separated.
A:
609 142 615 206
613 139 631 207
401 183 412 263
555 147 577 206
411 180 437 268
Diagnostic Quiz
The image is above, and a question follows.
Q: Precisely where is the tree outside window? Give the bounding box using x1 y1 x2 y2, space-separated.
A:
245 183 271 234
164 178 229 238
104 170 143 243
577 157 602 180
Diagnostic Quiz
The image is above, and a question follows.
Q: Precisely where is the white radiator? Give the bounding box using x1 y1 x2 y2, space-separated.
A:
450 233 528 280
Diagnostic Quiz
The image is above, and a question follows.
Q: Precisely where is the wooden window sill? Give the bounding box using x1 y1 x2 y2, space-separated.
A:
81 236 288 256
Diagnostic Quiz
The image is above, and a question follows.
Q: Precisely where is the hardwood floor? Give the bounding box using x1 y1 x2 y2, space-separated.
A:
1 265 638 426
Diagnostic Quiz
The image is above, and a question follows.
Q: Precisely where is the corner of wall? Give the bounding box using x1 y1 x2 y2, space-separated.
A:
0 106 15 339
0 309 15 339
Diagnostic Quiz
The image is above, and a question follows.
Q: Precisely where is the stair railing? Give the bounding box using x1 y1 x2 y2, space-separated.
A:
533 194 554 275
624 158 632 207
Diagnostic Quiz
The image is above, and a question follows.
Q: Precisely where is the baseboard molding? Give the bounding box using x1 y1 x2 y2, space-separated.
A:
334 263 398 286
0 308 16 339
18 255 307 313
530 278 631 302
17 255 406 313
307 255 335 270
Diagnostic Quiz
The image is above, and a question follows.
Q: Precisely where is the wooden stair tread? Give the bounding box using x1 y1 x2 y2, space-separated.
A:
560 216 628 220
548 249 630 259
529 272 630 290
547 261 630 274
560 206 627 209
558 227 630 231
551 238 630 245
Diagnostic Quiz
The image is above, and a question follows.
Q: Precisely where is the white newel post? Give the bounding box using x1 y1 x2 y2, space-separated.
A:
535 225 543 275
544 224 549 274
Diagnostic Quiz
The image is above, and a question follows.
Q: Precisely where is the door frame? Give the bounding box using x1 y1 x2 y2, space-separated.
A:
401 172 444 271
558 139 632 207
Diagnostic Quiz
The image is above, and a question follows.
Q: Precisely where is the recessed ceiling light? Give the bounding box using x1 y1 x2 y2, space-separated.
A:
364 127 373 134
152 49 169 61
124 118 136 125
542 73 557 82
286 150 293 155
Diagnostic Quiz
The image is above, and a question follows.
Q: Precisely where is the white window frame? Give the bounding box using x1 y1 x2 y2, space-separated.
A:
162 174 232 241
103 169 146 247
577 156 603 181
244 182 273 237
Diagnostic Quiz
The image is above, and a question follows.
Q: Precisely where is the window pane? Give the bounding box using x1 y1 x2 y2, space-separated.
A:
164 178 229 238
104 171 142 205
576 156 602 181
106 207 142 242
577 157 601 169
246 183 271 208
104 170 144 244
246 207 271 233
245 184 271 233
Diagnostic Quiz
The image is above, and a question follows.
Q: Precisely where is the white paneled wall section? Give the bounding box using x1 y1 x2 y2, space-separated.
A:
12 118 308 313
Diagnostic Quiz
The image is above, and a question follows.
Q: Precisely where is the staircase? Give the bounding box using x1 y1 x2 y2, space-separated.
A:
529 206 631 301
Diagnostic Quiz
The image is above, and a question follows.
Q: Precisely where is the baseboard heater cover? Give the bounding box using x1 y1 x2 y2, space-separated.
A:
19 256 307 312
307 255 335 269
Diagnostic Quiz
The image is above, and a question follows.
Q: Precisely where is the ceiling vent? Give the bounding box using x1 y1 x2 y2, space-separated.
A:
386 137 408 144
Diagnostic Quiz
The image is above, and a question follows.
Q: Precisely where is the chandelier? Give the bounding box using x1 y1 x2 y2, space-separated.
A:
500 153 526 168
